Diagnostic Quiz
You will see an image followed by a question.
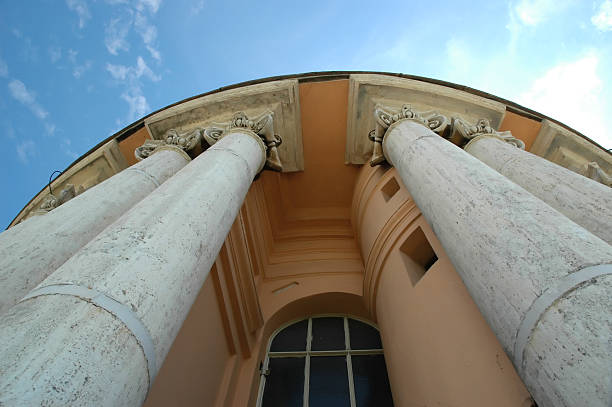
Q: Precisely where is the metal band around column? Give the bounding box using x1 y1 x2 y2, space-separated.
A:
21 284 157 390
514 264 612 372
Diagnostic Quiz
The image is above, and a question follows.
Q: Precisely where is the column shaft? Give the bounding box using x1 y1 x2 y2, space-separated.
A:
383 120 612 407
465 134 612 244
0 130 265 406
0 148 189 315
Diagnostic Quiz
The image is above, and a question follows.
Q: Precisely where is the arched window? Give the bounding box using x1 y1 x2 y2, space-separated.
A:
256 316 394 407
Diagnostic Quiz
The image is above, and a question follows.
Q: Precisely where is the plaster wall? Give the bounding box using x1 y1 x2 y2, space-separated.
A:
353 164 532 406
144 273 231 407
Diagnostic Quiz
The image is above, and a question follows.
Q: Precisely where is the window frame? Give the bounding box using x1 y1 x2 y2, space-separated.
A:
256 314 385 407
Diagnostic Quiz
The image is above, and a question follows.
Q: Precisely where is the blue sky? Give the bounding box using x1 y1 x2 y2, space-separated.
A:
1 0 611 228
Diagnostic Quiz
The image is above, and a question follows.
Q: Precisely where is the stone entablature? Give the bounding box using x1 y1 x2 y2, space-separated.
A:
368 104 524 166
8 72 611 228
144 79 303 173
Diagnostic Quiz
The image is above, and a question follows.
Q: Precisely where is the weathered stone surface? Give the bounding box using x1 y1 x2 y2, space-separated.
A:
145 79 303 172
465 134 612 245
10 139 129 226
0 148 189 315
383 119 612 407
345 74 507 164
0 130 265 405
530 119 612 176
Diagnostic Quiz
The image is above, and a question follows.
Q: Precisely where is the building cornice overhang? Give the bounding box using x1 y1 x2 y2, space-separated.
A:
8 70 612 228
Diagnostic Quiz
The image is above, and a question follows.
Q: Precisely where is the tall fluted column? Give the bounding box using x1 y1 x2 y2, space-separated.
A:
0 146 190 314
464 134 612 244
374 105 612 407
0 126 267 406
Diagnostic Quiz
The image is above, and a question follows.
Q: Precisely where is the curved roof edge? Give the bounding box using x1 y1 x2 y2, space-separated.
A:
8 71 611 228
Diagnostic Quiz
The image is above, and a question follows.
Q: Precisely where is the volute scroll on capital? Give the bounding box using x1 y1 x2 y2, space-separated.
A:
368 104 524 166
369 104 450 166
135 111 283 172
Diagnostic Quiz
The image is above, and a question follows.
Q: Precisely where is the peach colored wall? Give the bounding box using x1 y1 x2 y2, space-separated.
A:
144 274 232 407
376 218 531 407
498 111 542 152
352 163 532 406
118 126 150 166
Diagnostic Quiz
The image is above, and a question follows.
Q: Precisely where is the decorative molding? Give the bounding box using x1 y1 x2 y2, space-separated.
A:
33 184 83 215
136 111 283 172
345 74 507 165
368 104 525 166
11 140 127 226
450 117 525 149
144 79 303 172
135 127 203 161
583 161 612 187
369 104 450 166
205 111 283 172
530 119 612 177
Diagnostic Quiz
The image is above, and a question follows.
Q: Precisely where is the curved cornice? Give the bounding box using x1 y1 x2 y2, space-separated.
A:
8 70 611 228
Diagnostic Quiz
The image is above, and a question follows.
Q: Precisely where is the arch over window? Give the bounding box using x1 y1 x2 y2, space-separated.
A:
257 316 394 407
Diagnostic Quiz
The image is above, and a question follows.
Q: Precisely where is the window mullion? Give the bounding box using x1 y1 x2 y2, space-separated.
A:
345 317 357 407
303 317 312 407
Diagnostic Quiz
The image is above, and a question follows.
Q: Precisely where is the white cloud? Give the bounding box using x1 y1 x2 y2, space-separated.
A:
45 123 56 137
48 47 62 63
8 80 49 120
513 0 573 26
73 60 93 78
134 12 161 62
135 56 160 81
191 0 205 15
121 89 150 121
106 56 160 123
61 138 79 159
106 63 130 80
135 0 162 14
0 57 8 77
592 0 612 31
105 16 131 55
518 55 612 149
16 140 36 164
67 48 78 64
66 0 91 29
106 56 160 82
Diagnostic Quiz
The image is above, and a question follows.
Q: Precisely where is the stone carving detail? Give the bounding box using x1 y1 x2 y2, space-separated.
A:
450 117 525 149
135 128 203 161
204 111 283 171
37 184 79 214
369 104 450 166
369 104 526 166
135 111 282 172
583 161 612 187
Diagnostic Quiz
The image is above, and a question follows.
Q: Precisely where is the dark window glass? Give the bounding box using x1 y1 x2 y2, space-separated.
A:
262 357 305 407
309 356 351 407
311 317 345 351
270 319 308 352
352 355 394 407
348 319 382 350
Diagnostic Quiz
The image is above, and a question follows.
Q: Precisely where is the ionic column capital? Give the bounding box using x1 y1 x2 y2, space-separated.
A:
368 104 526 166
135 128 200 162
134 111 282 173
369 104 450 166
204 111 282 172
452 117 525 149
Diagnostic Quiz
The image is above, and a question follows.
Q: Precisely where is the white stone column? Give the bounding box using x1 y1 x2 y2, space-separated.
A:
465 134 612 245
0 147 190 315
377 109 612 407
0 129 266 406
